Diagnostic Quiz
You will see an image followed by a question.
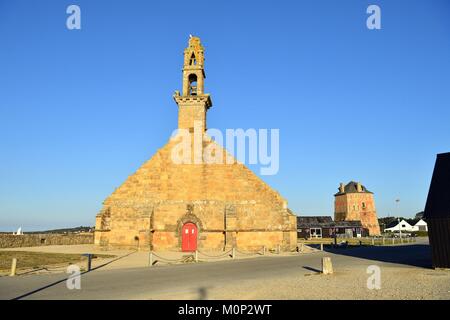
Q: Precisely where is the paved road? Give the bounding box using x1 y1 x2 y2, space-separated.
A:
0 241 432 300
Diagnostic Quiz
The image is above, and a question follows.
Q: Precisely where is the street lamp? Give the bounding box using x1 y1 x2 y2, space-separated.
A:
396 199 401 240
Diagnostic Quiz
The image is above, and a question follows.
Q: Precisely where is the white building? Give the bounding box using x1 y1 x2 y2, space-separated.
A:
384 219 428 233
385 219 414 232
413 219 428 232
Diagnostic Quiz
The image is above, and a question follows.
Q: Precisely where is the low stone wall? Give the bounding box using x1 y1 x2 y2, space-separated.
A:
0 233 94 248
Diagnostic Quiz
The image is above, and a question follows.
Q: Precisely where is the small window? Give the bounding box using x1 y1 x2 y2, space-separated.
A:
189 53 197 66
310 228 322 238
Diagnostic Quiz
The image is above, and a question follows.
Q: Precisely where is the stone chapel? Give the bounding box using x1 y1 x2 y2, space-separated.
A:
94 36 297 251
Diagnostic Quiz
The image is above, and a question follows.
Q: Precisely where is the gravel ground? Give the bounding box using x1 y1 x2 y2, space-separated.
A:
151 265 450 300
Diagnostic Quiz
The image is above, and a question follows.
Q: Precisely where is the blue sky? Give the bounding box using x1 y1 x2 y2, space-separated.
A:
0 0 449 231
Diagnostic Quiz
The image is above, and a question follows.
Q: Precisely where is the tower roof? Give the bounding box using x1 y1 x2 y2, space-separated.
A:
187 35 203 49
334 181 373 196
183 35 205 70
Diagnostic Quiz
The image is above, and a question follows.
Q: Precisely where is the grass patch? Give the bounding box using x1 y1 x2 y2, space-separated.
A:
0 251 115 272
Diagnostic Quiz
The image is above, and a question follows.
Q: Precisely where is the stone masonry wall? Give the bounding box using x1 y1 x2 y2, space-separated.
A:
95 136 298 251
335 192 381 235
0 233 94 248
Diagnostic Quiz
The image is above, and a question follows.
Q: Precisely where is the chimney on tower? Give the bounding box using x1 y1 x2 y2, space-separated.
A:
356 182 362 192
339 183 345 193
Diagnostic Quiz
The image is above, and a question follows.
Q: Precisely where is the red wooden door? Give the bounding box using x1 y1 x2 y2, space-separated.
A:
181 223 197 251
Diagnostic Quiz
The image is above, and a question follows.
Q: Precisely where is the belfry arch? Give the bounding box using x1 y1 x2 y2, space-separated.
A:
188 73 198 95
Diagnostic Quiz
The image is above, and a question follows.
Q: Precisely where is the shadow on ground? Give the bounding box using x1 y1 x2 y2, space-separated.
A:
302 266 321 273
11 251 136 300
323 244 432 268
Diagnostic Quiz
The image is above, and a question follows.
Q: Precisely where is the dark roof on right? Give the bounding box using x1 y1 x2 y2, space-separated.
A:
424 152 450 219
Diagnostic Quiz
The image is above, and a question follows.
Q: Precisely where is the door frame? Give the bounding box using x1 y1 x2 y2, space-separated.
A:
181 222 198 252
176 213 203 250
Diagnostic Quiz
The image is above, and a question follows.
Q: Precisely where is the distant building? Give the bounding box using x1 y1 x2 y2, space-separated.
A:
297 216 333 238
384 219 415 232
384 219 428 233
297 216 368 239
334 181 381 235
414 219 428 232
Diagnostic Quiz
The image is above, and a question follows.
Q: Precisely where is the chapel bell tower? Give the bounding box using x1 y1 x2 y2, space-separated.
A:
173 36 212 133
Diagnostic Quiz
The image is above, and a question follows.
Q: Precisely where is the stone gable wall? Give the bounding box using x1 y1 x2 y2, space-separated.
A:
95 133 297 251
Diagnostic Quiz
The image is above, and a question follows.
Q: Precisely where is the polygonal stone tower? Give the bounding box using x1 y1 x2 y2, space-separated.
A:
334 181 381 235
94 36 298 252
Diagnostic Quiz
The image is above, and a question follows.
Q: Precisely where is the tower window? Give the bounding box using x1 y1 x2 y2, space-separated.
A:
188 74 198 95
190 53 197 66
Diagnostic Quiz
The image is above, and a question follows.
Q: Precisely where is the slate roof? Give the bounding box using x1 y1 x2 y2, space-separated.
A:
334 181 373 196
297 216 363 229
334 220 363 228
297 216 333 228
